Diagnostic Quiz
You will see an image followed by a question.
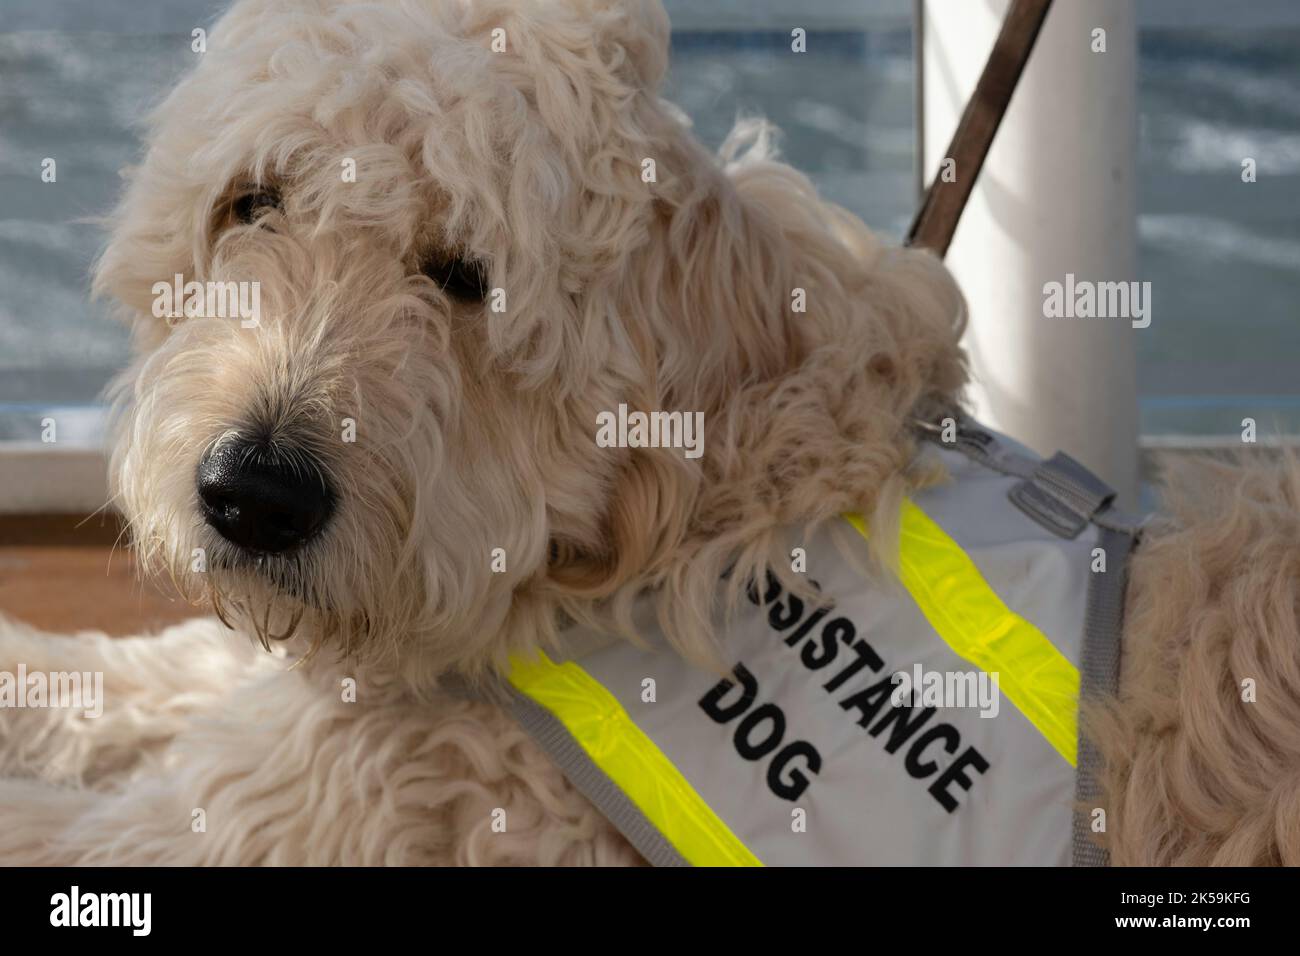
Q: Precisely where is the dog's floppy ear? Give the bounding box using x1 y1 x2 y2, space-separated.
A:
546 442 700 603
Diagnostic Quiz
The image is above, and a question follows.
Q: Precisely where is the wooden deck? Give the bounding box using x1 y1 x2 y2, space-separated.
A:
0 514 203 636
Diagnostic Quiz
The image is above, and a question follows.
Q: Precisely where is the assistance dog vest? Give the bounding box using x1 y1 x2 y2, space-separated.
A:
497 418 1144 866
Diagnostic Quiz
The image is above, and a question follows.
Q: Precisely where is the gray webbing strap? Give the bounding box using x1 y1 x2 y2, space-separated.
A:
1072 524 1134 867
501 684 689 867
914 416 1039 480
916 415 1143 866
915 417 1146 538
1009 452 1116 539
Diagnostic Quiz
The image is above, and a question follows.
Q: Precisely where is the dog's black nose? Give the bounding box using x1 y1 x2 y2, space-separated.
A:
196 441 334 554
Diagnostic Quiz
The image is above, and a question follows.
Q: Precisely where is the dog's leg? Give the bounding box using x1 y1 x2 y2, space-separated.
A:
0 613 278 788
0 657 639 865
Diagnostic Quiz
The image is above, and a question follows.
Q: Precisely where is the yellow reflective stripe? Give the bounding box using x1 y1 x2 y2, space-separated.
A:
507 651 763 867
845 502 1079 767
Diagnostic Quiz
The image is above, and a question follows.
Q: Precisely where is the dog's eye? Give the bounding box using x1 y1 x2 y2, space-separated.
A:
421 253 488 303
230 186 281 224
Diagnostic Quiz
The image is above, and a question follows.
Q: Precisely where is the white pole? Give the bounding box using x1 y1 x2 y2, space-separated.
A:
920 0 1139 505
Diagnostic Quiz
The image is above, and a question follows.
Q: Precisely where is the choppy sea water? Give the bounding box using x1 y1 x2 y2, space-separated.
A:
0 0 1297 442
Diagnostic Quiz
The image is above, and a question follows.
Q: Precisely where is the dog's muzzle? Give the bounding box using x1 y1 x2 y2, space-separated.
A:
196 441 335 555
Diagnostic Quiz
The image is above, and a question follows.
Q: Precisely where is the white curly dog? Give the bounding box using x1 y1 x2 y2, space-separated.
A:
3 0 1299 866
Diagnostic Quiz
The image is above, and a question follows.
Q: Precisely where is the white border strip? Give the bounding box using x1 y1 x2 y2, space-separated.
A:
0 445 109 515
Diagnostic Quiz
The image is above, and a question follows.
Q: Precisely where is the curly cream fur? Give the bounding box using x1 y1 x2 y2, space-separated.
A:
0 616 638 864
1090 452 1300 866
2 0 1296 867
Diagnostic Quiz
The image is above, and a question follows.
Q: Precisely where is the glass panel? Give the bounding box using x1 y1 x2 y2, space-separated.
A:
1136 0 1300 437
664 0 915 238
1 2 214 445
